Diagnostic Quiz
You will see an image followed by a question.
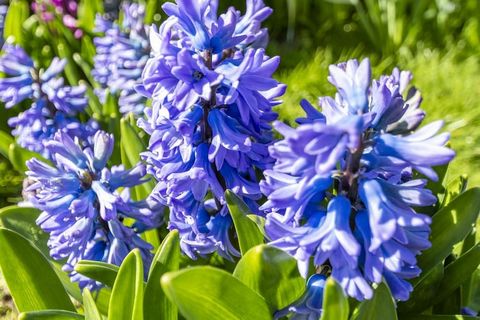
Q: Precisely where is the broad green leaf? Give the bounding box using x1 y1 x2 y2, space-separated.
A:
397 262 444 314
440 175 468 208
433 286 461 315
0 206 49 256
119 115 156 199
145 0 163 24
83 289 102 320
225 190 264 255
75 261 119 288
4 0 29 45
103 91 119 117
0 130 13 158
56 40 80 85
320 277 349 320
77 0 103 32
161 266 271 320
432 244 480 305
0 228 75 312
93 288 111 316
83 83 103 115
233 244 304 312
0 206 82 302
108 249 144 320
19 310 84 320
144 230 180 320
73 53 96 85
120 115 146 169
352 283 397 320
119 115 159 247
247 215 266 235
416 188 480 279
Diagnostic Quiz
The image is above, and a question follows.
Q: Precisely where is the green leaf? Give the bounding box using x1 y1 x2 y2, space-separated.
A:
320 277 349 320
108 249 144 320
161 266 271 320
4 0 29 45
440 175 468 208
416 188 480 280
93 288 111 316
73 53 96 85
119 115 159 248
0 130 13 158
0 205 49 257
352 283 397 320
8 143 48 173
56 40 80 85
233 244 304 312
0 206 82 302
75 261 119 288
144 230 180 320
397 262 444 314
119 115 156 198
145 0 163 24
225 190 264 255
77 0 103 32
19 310 84 320
432 244 480 305
83 289 102 320
0 228 76 313
103 91 119 117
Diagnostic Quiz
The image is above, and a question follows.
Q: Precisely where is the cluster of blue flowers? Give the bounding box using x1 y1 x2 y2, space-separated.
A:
93 2 149 115
0 43 97 156
260 58 455 302
25 131 160 288
138 0 285 259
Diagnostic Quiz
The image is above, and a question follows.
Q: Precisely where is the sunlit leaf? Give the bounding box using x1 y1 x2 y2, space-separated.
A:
108 249 144 320
161 266 271 320
225 190 264 255
233 244 304 312
75 261 119 288
0 228 75 313
144 230 180 320
415 188 480 280
352 283 397 320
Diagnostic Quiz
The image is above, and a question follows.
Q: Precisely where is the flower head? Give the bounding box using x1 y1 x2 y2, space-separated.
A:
261 58 454 301
25 131 161 288
139 0 284 259
93 2 149 115
0 43 95 157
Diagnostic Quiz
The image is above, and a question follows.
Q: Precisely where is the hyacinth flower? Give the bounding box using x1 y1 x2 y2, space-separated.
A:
260 58 455 302
25 131 161 289
138 0 285 260
0 43 95 156
93 2 150 115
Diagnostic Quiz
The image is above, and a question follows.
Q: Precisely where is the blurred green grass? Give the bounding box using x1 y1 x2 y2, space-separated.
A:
277 48 480 186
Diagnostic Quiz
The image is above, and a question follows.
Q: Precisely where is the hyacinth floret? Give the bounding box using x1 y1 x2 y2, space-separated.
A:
260 58 455 302
93 2 149 115
139 0 285 260
25 130 161 289
274 274 327 320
